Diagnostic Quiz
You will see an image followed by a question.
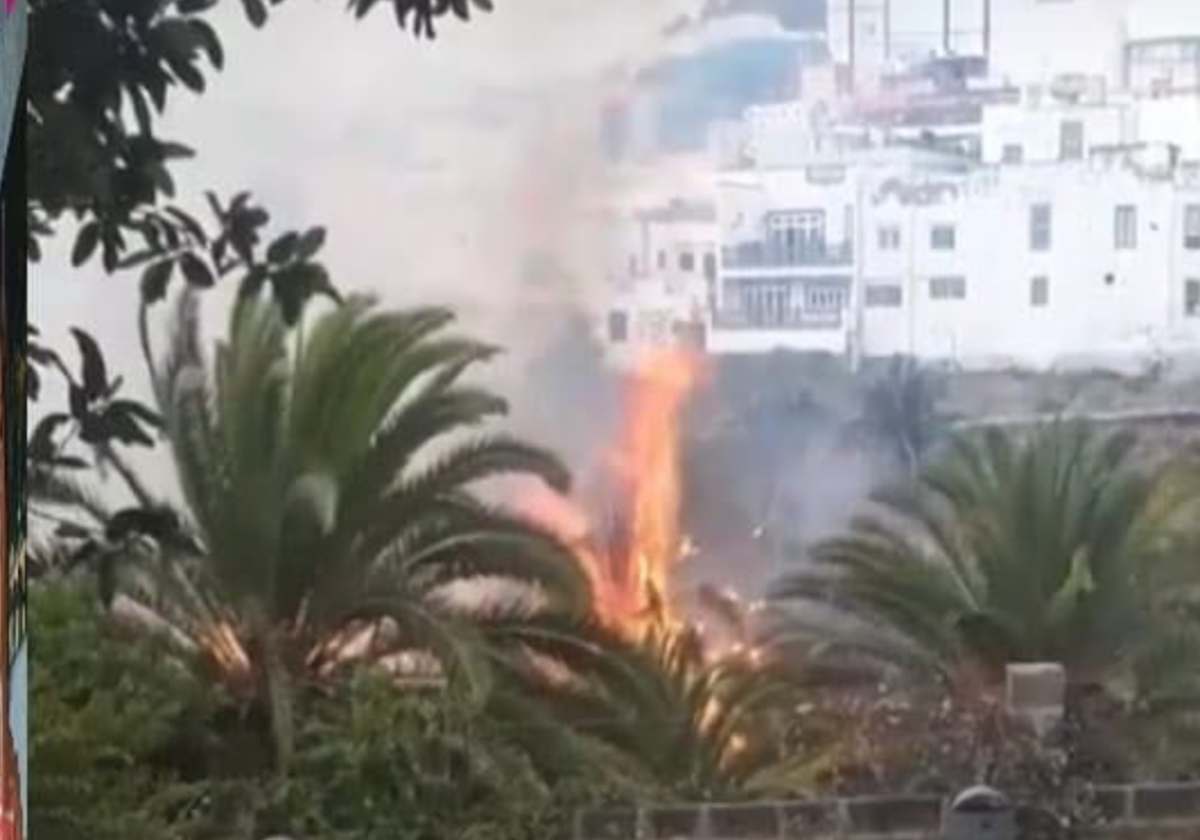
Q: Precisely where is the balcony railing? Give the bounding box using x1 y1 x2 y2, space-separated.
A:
712 309 844 331
722 240 854 270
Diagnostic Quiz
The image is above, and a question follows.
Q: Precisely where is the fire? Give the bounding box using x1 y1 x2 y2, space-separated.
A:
523 348 702 636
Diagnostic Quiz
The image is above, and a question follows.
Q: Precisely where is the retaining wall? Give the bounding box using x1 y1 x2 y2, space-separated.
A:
574 782 1200 839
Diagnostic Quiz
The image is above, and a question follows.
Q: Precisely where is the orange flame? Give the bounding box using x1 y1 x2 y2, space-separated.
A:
522 348 702 637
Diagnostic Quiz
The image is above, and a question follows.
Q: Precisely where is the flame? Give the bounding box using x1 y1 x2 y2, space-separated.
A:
522 348 702 636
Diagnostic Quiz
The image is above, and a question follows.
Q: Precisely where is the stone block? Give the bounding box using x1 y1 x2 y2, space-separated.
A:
1132 783 1200 820
780 800 839 838
707 803 780 838
647 807 701 839
1004 663 1066 714
845 795 943 834
579 808 640 840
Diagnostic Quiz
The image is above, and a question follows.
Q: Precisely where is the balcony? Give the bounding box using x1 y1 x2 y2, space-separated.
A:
712 309 844 331
722 240 854 271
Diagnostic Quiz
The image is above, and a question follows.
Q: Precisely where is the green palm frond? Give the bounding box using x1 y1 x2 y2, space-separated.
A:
770 422 1184 694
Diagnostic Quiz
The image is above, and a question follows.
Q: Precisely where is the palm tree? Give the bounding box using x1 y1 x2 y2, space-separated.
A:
40 292 591 772
770 422 1195 701
482 611 821 799
850 355 947 478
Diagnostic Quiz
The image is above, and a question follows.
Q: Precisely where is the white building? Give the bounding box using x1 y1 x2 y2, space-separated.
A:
602 200 718 367
603 148 1200 371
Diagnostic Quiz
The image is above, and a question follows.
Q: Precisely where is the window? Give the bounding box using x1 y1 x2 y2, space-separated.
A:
731 279 794 327
930 224 957 251
1029 203 1053 251
1187 280 1200 317
1185 204 1200 250
679 250 695 272
877 226 901 250
806 285 847 312
768 210 827 262
1059 120 1085 161
1114 205 1138 250
930 276 967 300
1030 276 1050 307
628 255 639 276
657 250 667 270
1002 143 1024 164
607 311 628 343
703 252 717 280
865 284 903 307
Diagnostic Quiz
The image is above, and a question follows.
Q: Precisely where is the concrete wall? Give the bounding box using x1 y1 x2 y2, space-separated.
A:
575 781 1200 839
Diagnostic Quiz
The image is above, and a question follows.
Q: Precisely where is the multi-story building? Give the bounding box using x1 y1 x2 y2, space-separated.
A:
602 200 718 366
603 147 1200 370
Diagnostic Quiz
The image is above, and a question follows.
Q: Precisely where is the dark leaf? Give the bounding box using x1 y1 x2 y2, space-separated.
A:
242 0 268 27
55 522 94 541
159 142 197 161
238 265 270 299
189 20 225 69
177 0 220 12
129 87 153 134
295 227 326 261
141 259 175 304
171 58 207 93
52 456 91 471
179 252 216 288
106 507 181 543
69 385 88 421
109 399 164 431
165 206 208 244
71 222 102 267
29 414 71 463
101 405 157 448
70 328 109 401
266 231 299 264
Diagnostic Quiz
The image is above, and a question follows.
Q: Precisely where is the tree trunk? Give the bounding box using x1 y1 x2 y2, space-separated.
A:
258 622 295 775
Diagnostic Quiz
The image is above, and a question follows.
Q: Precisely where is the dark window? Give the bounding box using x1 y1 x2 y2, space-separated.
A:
877 226 901 250
703 252 717 281
607 311 628 342
1002 143 1024 164
930 276 967 300
628 255 638 276
1185 204 1200 250
930 224 957 251
657 250 667 270
1060 120 1085 160
679 250 695 272
865 284 903 307
1114 205 1138 250
1030 203 1052 251
1031 276 1050 307
1187 279 1200 317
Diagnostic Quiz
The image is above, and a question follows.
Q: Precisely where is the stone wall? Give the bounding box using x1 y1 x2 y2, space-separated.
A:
574 782 1200 839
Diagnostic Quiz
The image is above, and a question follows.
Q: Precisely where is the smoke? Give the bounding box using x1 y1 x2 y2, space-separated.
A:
679 359 889 598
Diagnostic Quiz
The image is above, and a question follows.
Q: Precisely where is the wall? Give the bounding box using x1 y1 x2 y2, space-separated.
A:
980 100 1131 165
574 781 1200 839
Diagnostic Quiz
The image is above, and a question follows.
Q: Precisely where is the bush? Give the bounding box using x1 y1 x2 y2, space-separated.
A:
30 584 217 840
257 673 571 840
